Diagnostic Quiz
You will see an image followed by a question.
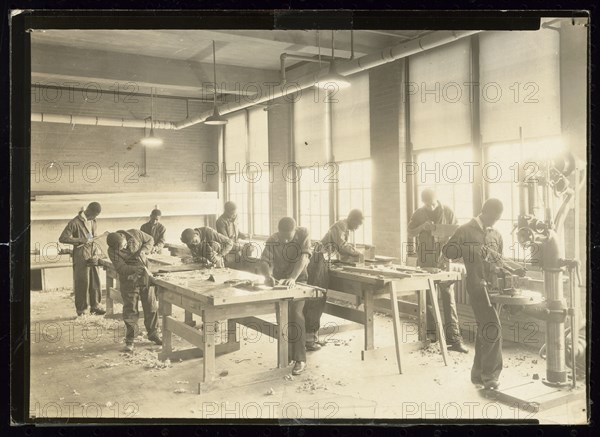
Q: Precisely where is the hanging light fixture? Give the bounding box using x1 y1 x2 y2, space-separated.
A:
204 40 228 125
140 87 163 147
315 30 351 90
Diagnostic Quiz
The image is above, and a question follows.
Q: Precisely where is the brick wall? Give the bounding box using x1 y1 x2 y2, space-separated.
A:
31 88 220 194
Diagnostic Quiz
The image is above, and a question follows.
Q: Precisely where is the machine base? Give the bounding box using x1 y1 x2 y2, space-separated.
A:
480 379 583 413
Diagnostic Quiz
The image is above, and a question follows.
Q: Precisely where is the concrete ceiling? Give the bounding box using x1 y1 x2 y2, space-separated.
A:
30 29 433 100
30 29 430 70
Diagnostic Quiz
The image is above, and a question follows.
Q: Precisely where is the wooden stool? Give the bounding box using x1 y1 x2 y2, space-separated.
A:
387 278 449 374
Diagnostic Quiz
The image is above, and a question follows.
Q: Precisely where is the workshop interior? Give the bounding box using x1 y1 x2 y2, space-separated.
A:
26 17 588 423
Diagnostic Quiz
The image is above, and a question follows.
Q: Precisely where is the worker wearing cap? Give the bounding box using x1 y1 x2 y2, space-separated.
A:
440 198 505 390
106 229 162 352
304 209 366 351
180 227 233 268
259 217 312 375
408 188 468 354
141 209 166 254
59 202 105 317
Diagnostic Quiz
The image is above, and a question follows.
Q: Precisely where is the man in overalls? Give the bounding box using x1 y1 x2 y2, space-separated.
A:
106 229 162 352
59 202 105 317
441 198 505 389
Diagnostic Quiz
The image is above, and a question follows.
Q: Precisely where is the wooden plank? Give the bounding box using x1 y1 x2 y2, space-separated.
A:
388 282 403 374
373 297 419 317
161 342 241 362
210 302 275 321
234 316 280 339
155 263 207 273
202 309 217 382
276 302 288 368
323 302 365 325
428 279 449 366
363 290 375 351
159 294 173 361
165 315 204 347
342 266 412 279
329 269 387 288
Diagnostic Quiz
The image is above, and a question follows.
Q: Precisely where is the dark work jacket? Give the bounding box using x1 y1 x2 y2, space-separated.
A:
59 212 101 266
442 218 503 297
185 227 233 263
216 214 247 243
408 202 457 267
107 229 154 287
140 221 166 250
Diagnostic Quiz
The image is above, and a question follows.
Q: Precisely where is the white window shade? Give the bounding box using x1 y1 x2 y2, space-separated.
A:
331 72 371 161
479 29 561 143
409 38 472 151
248 107 269 165
294 87 329 167
224 111 248 170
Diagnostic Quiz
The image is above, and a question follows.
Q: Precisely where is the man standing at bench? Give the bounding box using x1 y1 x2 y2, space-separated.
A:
304 209 366 351
106 229 162 352
140 209 166 254
408 188 468 354
180 227 233 268
59 202 105 317
259 217 312 375
216 201 249 259
440 198 505 390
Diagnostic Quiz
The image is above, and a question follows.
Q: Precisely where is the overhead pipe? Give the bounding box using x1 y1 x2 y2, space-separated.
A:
280 29 355 85
31 112 178 130
175 29 480 130
31 30 479 131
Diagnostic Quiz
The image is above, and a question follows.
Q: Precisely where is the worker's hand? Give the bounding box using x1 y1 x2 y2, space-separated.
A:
281 278 296 287
515 267 527 277
423 221 435 232
264 276 276 287
182 256 194 264
437 258 448 270
213 255 225 268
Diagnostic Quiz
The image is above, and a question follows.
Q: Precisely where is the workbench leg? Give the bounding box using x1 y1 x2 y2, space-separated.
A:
388 282 403 374
184 310 195 327
427 279 449 366
226 319 237 344
417 288 427 343
276 301 289 368
363 291 375 351
158 290 172 361
202 310 217 383
105 272 114 316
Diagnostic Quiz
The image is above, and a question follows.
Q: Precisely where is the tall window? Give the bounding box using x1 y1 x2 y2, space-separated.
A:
337 160 373 245
227 173 250 232
414 146 475 225
225 108 270 237
298 168 331 241
251 171 270 236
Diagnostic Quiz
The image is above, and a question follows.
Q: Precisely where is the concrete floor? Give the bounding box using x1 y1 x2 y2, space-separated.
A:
29 288 587 423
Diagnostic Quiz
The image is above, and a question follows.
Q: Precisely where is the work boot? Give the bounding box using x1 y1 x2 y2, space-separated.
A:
90 307 106 316
123 342 134 353
484 381 500 390
448 340 469 354
77 309 90 317
306 342 322 351
148 334 163 346
292 361 307 375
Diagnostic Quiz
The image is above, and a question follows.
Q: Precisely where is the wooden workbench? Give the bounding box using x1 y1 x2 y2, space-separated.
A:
153 268 323 388
327 265 461 372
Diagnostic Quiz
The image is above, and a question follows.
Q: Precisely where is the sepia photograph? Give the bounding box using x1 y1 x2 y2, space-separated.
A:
14 11 590 424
